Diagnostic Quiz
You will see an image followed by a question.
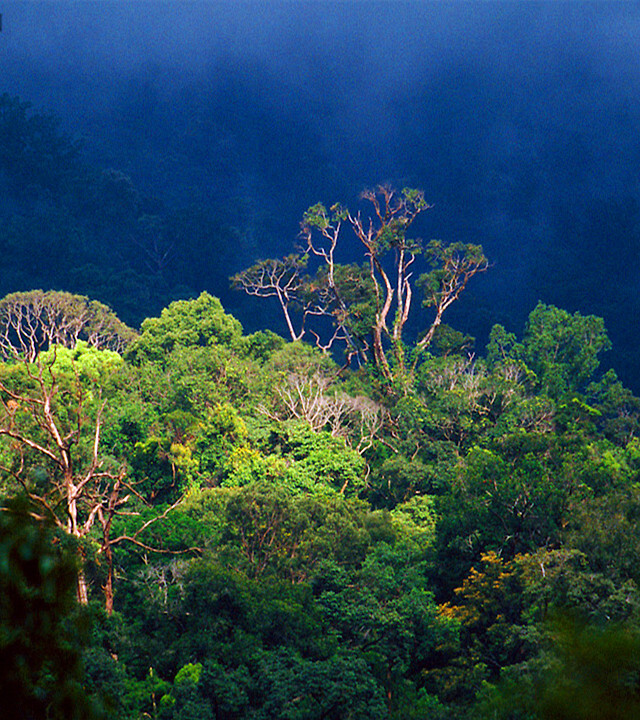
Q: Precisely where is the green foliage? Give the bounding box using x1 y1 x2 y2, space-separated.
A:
273 421 367 495
477 616 640 720
435 551 530 703
538 617 640 719
249 647 388 720
587 369 640 445
0 498 99 719
195 403 253 487
315 261 377 344
566 485 640 586
264 339 337 377
302 201 348 230
522 303 611 398
40 340 124 385
126 293 243 364
0 344 124 522
431 323 475 357
1 285 638 719
487 323 523 364
314 539 459 714
390 495 438 556
419 240 487 308
207 483 375 580
240 328 287 363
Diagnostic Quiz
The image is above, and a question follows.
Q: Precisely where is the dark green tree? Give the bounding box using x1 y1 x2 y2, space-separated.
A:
0 497 99 719
522 303 611 398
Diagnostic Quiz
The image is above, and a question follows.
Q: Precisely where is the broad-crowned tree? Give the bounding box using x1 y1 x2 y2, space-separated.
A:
125 292 243 365
0 289 137 361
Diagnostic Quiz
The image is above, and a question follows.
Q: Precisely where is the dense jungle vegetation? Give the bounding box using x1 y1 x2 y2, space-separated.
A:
3 284 640 720
3 92 640 719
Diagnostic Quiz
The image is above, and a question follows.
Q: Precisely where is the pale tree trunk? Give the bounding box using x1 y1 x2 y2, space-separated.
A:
77 550 89 604
66 476 90 604
103 542 114 615
372 325 392 380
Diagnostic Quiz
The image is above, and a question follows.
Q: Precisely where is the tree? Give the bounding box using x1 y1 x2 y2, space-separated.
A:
0 344 124 603
296 187 431 377
522 303 611 398
484 304 612 406
0 289 137 361
417 240 489 350
262 369 384 456
300 201 374 362
233 186 488 385
314 539 458 715
0 343 182 613
92 475 186 615
231 255 310 342
587 370 640 446
437 552 528 690
476 616 640 720
125 292 243 364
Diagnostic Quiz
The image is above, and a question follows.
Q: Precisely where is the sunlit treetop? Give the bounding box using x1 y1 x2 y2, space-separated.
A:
125 292 243 364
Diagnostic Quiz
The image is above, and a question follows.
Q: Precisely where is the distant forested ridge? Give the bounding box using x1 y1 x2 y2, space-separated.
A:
2 280 640 718
0 93 242 328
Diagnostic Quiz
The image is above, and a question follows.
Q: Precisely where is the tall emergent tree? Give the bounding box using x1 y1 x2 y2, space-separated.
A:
233 186 488 384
